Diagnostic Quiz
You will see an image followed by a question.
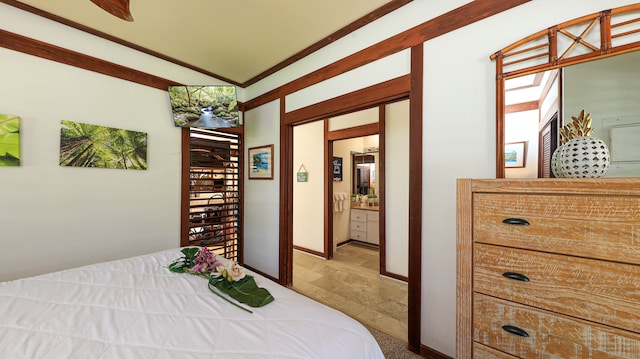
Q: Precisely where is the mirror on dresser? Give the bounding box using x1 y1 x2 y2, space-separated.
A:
494 4 640 178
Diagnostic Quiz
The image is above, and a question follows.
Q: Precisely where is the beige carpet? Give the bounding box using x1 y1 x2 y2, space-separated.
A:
365 324 422 358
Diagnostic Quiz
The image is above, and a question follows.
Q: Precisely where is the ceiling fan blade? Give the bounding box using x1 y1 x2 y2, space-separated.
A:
90 0 133 22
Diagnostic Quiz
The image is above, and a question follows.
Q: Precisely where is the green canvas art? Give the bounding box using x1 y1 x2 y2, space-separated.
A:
59 120 148 170
0 114 20 166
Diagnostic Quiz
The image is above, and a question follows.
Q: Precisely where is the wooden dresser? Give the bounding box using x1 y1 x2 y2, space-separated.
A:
456 179 640 358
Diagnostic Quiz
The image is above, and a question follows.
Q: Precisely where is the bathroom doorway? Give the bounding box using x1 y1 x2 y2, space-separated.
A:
291 100 410 341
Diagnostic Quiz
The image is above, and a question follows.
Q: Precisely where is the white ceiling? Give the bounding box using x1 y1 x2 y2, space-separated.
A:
11 0 396 85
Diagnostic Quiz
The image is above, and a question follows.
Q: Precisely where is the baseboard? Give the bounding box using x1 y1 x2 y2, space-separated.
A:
293 245 326 258
381 270 408 282
420 344 452 359
339 238 380 249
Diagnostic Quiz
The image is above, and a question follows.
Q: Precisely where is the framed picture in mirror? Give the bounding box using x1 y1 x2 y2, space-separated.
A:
505 141 527 168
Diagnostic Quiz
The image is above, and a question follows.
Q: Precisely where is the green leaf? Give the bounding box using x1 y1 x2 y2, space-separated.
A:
0 154 19 166
0 115 19 133
211 275 274 308
0 133 19 157
168 247 200 272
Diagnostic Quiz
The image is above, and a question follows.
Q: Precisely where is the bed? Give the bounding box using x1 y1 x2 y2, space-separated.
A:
0 248 384 358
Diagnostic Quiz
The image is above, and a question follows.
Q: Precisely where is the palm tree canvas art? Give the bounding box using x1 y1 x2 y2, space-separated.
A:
59 120 147 170
0 114 20 167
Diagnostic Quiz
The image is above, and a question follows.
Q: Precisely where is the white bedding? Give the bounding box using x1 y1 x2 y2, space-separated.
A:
0 248 384 358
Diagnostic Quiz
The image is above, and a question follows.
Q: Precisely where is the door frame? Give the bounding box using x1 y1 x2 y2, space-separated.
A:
326 119 382 260
280 44 423 352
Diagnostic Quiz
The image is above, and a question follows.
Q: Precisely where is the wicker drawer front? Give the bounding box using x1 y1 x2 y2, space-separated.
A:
473 193 640 265
474 294 640 359
474 244 640 333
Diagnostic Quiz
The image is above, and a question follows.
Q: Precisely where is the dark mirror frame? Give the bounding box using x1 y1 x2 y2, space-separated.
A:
352 153 376 195
493 4 640 178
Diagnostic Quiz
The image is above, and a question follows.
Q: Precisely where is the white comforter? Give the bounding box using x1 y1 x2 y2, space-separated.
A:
0 249 384 358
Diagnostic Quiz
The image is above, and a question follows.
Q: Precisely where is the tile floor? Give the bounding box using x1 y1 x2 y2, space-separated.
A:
292 242 408 341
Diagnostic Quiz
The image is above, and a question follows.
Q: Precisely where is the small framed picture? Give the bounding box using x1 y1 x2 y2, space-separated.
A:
504 141 527 168
333 157 342 181
248 144 274 180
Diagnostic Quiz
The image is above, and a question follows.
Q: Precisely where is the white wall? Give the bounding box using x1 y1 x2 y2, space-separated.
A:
243 100 281 278
505 110 540 178
292 121 325 252
564 51 640 177
328 107 378 131
0 3 237 282
385 100 410 277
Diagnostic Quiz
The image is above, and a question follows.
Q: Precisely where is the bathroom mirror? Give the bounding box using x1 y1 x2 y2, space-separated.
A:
352 151 378 195
494 4 640 178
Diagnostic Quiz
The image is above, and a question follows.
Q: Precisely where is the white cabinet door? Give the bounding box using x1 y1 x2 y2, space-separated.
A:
366 211 379 245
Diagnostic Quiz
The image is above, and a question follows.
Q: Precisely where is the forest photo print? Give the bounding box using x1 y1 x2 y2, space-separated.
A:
59 120 148 170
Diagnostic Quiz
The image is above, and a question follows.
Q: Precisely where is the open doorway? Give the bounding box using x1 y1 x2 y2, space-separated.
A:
290 101 409 341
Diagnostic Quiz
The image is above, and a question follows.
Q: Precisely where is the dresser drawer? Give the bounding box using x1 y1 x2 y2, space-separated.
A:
473 193 640 265
473 343 518 359
474 294 640 359
474 244 640 333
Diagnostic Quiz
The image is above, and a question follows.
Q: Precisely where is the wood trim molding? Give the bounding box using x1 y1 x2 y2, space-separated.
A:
383 271 408 283
326 122 379 141
179 128 191 247
421 344 454 359
293 245 325 258
0 0 239 86
0 0 410 87
495 55 506 178
455 179 473 359
378 105 388 278
279 98 294 285
283 75 410 125
244 0 530 111
0 28 178 90
242 0 413 86
504 100 538 113
324 119 333 260
238 128 245 264
538 69 559 106
407 43 423 353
